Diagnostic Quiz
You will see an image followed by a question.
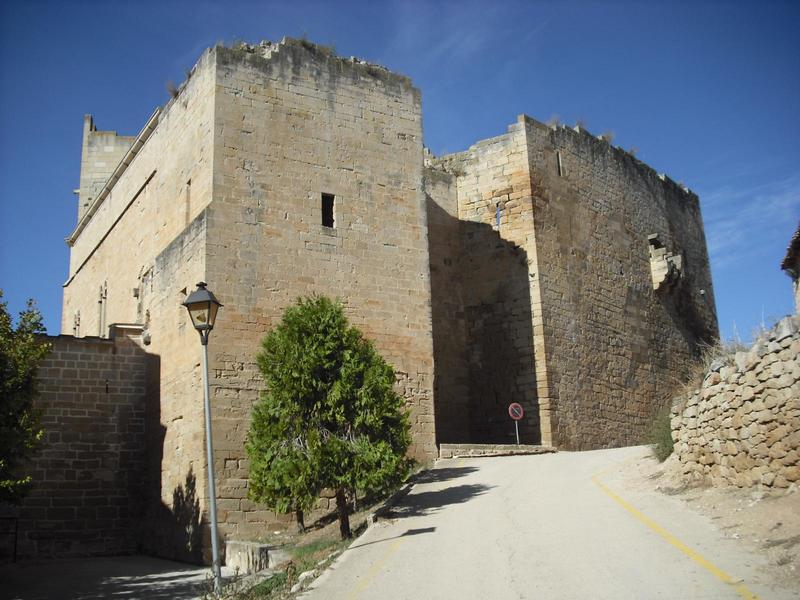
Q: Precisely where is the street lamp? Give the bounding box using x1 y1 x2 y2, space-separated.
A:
183 282 223 594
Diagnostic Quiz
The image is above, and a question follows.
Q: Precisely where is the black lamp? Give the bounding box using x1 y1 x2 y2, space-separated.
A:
182 282 223 345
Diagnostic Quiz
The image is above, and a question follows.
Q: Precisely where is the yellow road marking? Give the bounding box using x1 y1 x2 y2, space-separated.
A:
592 472 760 600
347 537 406 600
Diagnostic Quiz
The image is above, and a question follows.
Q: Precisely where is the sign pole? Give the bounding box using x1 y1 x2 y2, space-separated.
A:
515 420 520 445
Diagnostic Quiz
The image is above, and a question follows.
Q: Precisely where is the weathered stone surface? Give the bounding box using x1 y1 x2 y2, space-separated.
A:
12 333 149 560
671 317 800 490
773 316 798 342
226 541 271 574
708 358 726 373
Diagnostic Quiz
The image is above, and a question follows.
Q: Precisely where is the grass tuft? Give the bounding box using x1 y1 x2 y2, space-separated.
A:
647 402 674 462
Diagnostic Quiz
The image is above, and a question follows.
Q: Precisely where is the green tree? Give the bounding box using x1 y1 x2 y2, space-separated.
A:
246 296 411 539
0 290 50 504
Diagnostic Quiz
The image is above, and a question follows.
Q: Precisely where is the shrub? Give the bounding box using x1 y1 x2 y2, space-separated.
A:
647 402 675 462
0 290 50 503
246 296 411 539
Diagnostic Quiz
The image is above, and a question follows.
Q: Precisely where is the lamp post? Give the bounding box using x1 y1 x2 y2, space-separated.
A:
183 282 223 594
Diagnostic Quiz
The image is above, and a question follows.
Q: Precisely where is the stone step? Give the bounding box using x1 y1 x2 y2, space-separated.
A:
225 540 290 574
439 443 556 459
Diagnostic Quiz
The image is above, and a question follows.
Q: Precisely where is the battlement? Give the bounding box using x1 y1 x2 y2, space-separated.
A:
429 113 697 206
215 37 416 93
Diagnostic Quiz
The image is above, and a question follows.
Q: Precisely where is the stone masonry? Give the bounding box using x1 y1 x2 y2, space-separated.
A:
58 37 718 560
671 316 800 488
5 332 148 560
428 118 717 449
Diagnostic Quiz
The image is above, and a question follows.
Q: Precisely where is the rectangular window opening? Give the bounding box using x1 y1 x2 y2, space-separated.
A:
556 151 564 177
322 193 335 228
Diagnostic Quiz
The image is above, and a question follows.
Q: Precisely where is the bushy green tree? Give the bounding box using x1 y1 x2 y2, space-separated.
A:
0 290 50 504
246 296 411 538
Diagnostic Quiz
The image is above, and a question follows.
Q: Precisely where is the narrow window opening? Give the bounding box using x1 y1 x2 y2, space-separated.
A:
556 151 564 177
495 202 502 229
322 193 335 228
184 179 192 225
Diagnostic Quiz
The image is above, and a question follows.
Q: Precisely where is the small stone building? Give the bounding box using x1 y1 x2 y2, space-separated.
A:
56 38 718 559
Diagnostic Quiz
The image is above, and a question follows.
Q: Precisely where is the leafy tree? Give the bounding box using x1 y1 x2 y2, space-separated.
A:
0 290 50 504
247 296 411 538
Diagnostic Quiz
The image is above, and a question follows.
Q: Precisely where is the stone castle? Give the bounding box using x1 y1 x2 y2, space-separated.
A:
24 37 718 560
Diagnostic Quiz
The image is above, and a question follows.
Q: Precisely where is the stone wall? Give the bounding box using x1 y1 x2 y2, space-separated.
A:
76 115 136 221
205 39 437 543
428 123 541 445
524 118 718 450
425 167 470 443
6 333 149 560
427 115 718 450
61 48 216 560
671 316 800 488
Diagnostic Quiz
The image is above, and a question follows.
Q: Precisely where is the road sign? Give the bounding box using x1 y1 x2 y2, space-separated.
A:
508 403 524 445
508 403 524 421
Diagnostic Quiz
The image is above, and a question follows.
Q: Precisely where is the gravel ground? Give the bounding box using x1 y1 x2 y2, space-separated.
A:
626 450 800 590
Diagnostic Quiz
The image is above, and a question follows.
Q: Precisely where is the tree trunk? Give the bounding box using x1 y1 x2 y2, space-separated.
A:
335 487 352 539
295 508 305 533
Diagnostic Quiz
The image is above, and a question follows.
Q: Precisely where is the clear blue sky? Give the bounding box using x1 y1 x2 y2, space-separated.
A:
1 0 798 343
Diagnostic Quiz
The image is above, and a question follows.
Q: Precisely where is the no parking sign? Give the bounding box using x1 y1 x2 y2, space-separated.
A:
508 403 524 445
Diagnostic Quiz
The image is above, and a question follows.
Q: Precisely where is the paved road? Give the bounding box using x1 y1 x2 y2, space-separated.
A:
303 446 795 600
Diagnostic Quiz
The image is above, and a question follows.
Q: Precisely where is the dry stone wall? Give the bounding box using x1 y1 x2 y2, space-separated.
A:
671 316 800 488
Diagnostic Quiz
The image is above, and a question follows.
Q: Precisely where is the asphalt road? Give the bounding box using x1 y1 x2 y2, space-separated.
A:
302 446 795 600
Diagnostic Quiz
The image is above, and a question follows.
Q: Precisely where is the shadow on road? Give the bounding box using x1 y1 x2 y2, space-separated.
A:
1 556 212 600
350 527 437 550
387 483 492 519
413 466 479 485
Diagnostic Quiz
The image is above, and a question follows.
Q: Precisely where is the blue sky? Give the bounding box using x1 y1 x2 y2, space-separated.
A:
0 0 798 343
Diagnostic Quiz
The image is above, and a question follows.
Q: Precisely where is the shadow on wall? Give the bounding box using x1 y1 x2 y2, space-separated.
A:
427 197 540 445
139 356 206 565
659 281 718 353
140 460 207 565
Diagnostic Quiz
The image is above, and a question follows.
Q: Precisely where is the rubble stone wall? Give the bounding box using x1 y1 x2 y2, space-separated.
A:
671 316 800 488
